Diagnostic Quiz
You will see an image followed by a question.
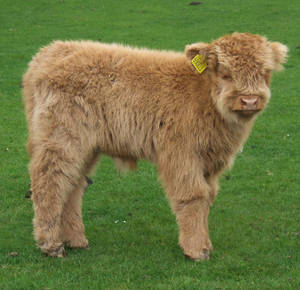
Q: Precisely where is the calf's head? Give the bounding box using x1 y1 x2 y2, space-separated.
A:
186 33 288 121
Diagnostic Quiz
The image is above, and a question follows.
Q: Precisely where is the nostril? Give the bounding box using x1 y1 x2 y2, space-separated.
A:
241 98 248 106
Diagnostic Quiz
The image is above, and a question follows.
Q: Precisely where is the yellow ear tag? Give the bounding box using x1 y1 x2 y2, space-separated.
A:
192 54 207 74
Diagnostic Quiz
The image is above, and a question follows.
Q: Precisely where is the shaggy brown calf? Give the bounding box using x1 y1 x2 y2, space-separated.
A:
22 33 287 260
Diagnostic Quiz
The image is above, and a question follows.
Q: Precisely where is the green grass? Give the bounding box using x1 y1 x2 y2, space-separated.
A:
1 0 300 289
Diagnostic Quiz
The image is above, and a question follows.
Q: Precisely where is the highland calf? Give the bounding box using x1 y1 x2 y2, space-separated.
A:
22 33 287 260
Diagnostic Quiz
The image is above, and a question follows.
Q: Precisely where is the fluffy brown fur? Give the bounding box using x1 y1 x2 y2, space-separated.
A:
22 33 287 259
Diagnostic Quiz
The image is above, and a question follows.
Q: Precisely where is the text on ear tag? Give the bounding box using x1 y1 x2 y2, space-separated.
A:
192 54 207 74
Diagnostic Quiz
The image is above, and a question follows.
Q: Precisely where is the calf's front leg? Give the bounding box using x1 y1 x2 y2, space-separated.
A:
171 197 212 261
61 177 89 249
159 156 213 261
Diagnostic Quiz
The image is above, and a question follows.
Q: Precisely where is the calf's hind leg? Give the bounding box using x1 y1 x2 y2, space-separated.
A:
60 177 89 249
30 144 84 257
61 151 100 249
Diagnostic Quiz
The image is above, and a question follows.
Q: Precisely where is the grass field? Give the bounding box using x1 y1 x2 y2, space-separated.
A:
1 0 300 289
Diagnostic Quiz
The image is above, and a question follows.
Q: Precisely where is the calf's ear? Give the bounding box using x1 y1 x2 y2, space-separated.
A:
185 42 217 71
185 42 209 60
269 42 288 71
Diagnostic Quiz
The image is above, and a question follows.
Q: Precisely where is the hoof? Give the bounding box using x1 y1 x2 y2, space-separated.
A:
44 246 66 258
51 247 66 258
185 249 210 261
39 242 66 258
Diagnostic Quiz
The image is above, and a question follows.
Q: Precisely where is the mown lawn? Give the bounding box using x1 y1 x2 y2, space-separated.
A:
0 0 299 289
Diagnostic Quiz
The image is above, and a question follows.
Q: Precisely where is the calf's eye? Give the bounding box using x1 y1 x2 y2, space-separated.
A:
221 74 232 81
